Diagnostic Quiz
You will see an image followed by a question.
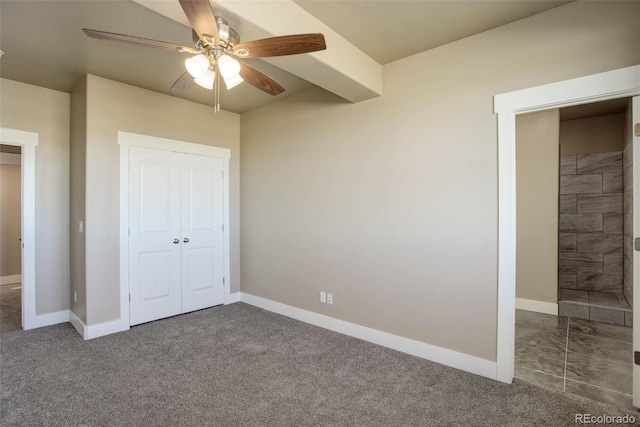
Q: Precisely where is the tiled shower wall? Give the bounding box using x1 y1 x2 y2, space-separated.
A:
559 152 624 292
623 142 633 307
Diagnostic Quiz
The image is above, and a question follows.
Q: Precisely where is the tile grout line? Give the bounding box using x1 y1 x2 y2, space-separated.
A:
565 377 633 398
563 316 570 392
569 329 633 346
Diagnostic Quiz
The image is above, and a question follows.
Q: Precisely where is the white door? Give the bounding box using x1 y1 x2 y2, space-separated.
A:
129 147 182 325
180 155 225 312
129 146 225 326
633 95 640 408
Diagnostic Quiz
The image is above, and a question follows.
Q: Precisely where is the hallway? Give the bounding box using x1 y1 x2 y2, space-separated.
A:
0 284 21 333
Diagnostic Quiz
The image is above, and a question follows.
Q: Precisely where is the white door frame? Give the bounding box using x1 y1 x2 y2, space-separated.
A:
494 65 640 383
118 131 232 328
632 95 640 407
0 127 38 329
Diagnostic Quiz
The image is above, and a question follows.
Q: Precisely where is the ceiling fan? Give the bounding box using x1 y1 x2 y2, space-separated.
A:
83 0 327 111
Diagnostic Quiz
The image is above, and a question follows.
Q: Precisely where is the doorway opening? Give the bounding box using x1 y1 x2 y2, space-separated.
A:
0 144 22 333
514 98 634 409
494 65 640 409
0 127 38 331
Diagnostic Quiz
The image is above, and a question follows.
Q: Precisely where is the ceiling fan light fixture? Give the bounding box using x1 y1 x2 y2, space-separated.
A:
83 1 328 111
194 69 216 89
223 74 244 90
218 55 241 79
185 53 210 78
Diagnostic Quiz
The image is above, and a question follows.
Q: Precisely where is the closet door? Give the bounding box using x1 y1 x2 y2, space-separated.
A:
180 154 225 312
129 147 182 326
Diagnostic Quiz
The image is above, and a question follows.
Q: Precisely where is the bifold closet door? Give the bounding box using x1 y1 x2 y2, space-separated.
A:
129 146 183 326
129 146 225 326
180 154 225 313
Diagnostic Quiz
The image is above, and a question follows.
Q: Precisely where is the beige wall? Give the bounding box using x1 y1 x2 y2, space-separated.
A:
81 75 240 325
70 77 87 322
0 78 70 314
240 1 640 361
560 114 625 156
0 163 22 277
516 110 560 304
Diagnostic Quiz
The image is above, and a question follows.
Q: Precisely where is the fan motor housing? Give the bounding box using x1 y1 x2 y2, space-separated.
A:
216 17 240 46
191 16 239 48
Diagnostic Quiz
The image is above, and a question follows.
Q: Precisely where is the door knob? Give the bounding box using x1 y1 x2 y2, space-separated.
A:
173 239 179 244
183 238 190 243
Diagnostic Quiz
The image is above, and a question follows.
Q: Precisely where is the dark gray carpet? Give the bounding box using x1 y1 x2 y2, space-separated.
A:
1 303 638 426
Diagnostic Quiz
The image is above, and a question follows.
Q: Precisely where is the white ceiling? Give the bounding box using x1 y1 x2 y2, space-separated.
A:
294 0 573 64
0 0 573 114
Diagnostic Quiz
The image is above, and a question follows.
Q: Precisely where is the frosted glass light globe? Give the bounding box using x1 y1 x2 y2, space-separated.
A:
194 69 215 89
185 54 210 79
218 55 241 79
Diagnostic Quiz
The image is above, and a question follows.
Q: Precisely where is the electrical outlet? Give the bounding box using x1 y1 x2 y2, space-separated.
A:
73 291 77 303
320 292 326 303
327 293 333 305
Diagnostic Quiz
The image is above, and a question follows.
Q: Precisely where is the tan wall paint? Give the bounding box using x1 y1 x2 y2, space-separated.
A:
560 114 624 156
0 78 70 315
240 1 640 361
0 163 22 276
516 110 560 304
83 75 240 325
70 77 87 322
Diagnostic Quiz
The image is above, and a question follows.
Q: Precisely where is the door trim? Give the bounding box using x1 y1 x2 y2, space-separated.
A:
118 132 232 328
494 65 640 384
632 95 639 407
0 127 38 329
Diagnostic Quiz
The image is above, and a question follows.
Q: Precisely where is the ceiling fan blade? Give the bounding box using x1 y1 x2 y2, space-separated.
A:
232 34 326 58
171 72 195 91
239 63 285 96
179 0 219 46
83 29 199 54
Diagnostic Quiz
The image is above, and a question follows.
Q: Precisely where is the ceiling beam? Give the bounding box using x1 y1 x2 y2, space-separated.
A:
133 0 383 103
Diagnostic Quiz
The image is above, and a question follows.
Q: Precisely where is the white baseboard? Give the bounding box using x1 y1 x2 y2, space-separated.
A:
240 292 497 380
516 298 558 315
225 292 241 304
69 311 86 338
85 319 129 340
69 311 129 340
24 309 70 330
0 274 21 285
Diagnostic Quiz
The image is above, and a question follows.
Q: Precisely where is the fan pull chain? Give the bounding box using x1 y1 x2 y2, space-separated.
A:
214 62 221 113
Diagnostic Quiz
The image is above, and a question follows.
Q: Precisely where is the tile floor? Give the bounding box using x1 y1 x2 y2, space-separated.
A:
515 309 634 410
0 284 22 334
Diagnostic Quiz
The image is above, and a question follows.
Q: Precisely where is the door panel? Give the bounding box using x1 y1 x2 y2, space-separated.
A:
187 246 216 291
632 95 639 409
139 251 173 300
181 155 225 312
189 166 215 231
140 162 172 233
129 147 182 326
